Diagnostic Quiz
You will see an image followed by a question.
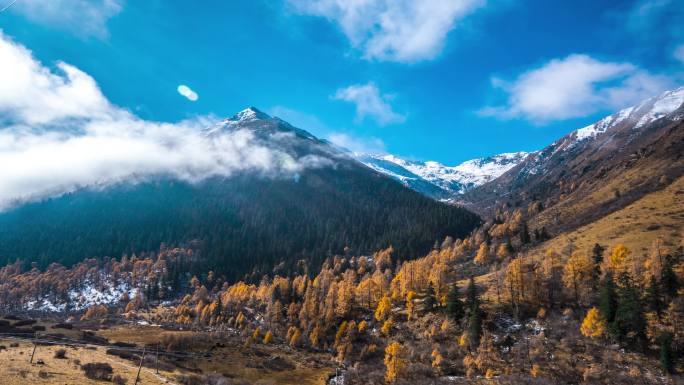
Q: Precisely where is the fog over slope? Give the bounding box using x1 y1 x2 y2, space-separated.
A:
0 32 329 210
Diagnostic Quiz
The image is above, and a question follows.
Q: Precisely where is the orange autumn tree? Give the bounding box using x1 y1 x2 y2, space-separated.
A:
580 307 606 338
375 295 392 321
474 242 490 265
384 341 407 383
608 244 630 273
562 252 593 306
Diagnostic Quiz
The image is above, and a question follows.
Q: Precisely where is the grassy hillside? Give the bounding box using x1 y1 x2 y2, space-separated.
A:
535 173 684 256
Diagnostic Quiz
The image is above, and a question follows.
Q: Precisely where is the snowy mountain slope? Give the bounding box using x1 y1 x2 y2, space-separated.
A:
357 151 530 199
573 87 684 142
463 85 684 234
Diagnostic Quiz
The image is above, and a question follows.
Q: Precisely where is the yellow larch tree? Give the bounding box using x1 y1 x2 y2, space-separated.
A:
406 290 417 320
608 244 630 273
474 242 490 265
562 252 593 306
431 348 444 375
496 242 511 261
288 327 302 347
263 330 273 344
580 307 606 338
381 319 393 337
375 295 392 321
384 341 406 383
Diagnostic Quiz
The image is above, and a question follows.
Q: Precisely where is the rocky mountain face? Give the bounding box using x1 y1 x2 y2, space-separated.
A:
461 86 684 234
0 108 480 280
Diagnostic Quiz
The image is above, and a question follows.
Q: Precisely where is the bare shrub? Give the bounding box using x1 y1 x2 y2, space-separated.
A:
177 373 246 385
54 348 67 359
81 362 113 381
161 332 211 352
112 374 128 385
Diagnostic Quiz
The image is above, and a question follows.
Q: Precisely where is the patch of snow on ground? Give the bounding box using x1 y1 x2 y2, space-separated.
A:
25 278 138 312
68 280 137 310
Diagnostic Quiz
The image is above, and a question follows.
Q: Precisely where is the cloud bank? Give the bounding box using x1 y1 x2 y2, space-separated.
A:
0 32 321 210
479 54 675 123
333 83 406 125
288 0 484 63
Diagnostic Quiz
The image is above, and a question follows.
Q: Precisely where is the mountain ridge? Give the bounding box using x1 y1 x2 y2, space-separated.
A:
0 110 481 280
462 85 684 236
355 151 531 199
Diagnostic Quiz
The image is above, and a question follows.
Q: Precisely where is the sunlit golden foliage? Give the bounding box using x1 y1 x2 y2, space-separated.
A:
580 307 606 338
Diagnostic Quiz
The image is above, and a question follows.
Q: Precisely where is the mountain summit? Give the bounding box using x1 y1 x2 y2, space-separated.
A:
0 109 480 280
231 106 272 122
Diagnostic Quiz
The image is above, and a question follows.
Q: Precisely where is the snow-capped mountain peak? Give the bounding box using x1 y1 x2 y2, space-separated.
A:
574 86 684 142
231 106 271 122
357 151 530 199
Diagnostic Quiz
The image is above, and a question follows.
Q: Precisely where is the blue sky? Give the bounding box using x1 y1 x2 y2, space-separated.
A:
1 0 683 165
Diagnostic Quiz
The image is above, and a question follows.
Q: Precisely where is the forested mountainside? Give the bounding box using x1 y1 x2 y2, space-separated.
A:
2 198 683 384
0 109 480 281
1 92 683 385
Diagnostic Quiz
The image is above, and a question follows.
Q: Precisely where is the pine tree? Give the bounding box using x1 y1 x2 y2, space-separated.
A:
424 282 437 311
659 332 674 374
591 243 605 291
468 309 482 350
445 284 464 322
645 275 663 316
465 276 479 315
600 272 618 325
519 220 531 245
613 273 646 349
661 256 679 300
465 276 483 350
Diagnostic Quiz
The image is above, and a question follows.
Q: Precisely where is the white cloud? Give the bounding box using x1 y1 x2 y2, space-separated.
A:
327 132 386 154
479 54 675 123
10 0 123 39
177 84 199 102
0 32 326 210
675 45 684 64
333 83 406 125
288 0 484 63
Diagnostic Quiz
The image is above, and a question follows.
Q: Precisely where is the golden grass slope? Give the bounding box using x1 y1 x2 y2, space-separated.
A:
537 173 684 256
0 341 174 385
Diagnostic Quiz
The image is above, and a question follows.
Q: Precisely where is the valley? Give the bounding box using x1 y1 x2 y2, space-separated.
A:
1 9 684 383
